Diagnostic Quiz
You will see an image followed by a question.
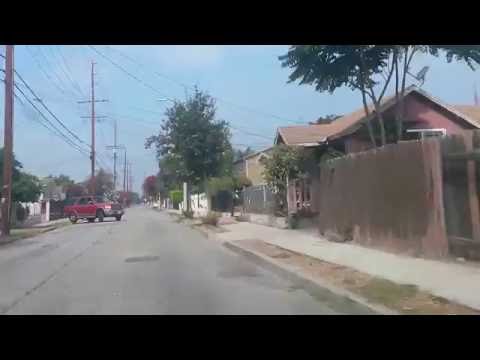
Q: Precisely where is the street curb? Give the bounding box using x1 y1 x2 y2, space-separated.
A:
223 240 400 315
0 224 64 247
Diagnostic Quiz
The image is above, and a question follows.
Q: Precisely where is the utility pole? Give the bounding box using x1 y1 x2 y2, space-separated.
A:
113 120 117 189
106 120 119 190
90 62 95 194
123 150 127 192
129 163 133 194
1 45 14 237
78 61 108 195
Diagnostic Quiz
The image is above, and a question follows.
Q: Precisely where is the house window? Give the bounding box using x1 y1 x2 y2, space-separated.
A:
405 128 447 140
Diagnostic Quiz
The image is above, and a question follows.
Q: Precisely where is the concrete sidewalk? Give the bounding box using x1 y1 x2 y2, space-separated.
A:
215 221 480 311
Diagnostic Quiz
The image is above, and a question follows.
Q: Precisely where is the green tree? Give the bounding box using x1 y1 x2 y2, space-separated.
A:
233 147 255 162
0 148 41 203
12 173 42 203
280 45 480 145
145 88 232 209
262 145 307 214
49 174 75 190
311 114 342 125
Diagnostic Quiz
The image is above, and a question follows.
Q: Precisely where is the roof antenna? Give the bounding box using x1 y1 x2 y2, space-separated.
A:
407 66 429 87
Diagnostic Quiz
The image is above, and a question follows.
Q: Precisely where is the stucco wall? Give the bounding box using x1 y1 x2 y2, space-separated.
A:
318 139 448 258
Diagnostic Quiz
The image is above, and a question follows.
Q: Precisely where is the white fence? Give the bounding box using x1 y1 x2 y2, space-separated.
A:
180 192 208 216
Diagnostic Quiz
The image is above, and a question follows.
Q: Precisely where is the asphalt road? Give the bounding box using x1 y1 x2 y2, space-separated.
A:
0 207 372 314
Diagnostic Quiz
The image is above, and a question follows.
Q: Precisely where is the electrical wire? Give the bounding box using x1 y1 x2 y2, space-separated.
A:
13 83 91 157
87 45 175 102
86 46 285 142
101 45 302 125
24 46 72 98
35 46 78 99
13 67 90 147
53 45 87 98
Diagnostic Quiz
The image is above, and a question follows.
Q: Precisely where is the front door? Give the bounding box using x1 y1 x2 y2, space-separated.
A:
84 196 97 217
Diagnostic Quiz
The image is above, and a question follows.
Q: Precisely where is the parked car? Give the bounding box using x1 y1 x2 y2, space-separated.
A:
64 195 124 224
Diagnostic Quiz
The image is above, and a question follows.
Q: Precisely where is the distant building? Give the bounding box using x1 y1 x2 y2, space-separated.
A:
233 147 273 186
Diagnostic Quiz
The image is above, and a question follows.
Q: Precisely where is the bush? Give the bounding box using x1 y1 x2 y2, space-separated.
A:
16 203 27 223
182 209 194 219
169 190 183 208
201 211 220 226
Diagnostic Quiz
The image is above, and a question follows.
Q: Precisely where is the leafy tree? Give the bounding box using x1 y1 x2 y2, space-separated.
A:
12 172 42 203
262 145 306 192
280 45 480 145
84 169 114 197
118 191 140 207
311 114 342 125
47 174 75 190
66 183 87 198
0 148 41 203
143 175 158 199
145 88 232 210
233 147 255 162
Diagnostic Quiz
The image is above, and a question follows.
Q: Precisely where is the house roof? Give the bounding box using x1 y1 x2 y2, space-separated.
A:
453 105 480 125
233 146 274 164
276 86 480 146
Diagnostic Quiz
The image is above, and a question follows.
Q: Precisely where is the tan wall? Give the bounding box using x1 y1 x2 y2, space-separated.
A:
245 155 267 185
244 149 273 186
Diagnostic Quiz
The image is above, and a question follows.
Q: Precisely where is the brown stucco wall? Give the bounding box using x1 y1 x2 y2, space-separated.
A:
318 140 448 258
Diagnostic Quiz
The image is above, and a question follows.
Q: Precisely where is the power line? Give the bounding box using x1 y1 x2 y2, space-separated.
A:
87 45 176 102
85 46 286 142
24 45 73 98
229 124 273 141
35 46 79 99
13 83 90 157
53 45 87 98
13 67 90 147
101 45 302 125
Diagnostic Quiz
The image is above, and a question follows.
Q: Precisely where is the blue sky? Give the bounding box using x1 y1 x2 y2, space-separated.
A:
1 45 480 193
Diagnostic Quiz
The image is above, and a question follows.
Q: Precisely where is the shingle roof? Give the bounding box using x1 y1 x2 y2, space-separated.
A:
453 105 480 125
276 86 480 146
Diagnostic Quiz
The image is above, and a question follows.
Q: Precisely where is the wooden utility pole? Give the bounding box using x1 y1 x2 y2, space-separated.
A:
106 120 119 190
78 62 107 195
129 163 133 194
1 45 14 237
90 61 95 194
113 120 117 190
123 150 127 192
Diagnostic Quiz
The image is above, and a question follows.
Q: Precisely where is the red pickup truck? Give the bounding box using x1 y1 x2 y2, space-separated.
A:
64 195 124 224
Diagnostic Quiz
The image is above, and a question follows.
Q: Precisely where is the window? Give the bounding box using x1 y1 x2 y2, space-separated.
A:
77 197 88 205
406 128 446 140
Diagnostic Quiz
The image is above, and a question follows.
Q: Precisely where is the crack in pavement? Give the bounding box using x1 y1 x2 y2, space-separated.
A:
1 224 114 315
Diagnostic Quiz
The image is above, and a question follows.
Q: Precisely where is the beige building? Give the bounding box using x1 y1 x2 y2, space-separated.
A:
233 147 273 186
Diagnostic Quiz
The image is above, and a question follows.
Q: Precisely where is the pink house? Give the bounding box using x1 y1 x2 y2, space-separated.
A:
274 86 480 215
276 85 480 155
